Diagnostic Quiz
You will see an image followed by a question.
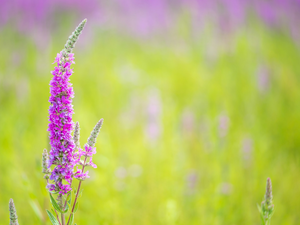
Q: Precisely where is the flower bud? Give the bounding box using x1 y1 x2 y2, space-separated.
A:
73 121 80 150
64 19 87 53
9 199 19 225
87 118 104 147
260 177 274 223
42 149 50 174
263 178 273 211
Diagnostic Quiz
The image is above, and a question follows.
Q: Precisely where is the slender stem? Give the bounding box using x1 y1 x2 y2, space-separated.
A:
54 208 61 225
60 194 66 225
66 156 88 225
47 179 61 225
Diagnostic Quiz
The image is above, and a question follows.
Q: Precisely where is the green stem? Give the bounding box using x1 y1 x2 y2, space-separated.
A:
66 156 88 225
59 194 65 225
54 207 61 225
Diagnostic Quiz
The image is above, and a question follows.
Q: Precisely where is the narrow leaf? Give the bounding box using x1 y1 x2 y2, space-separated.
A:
50 194 62 213
257 204 262 213
67 192 72 205
78 189 84 198
69 213 74 225
257 204 265 225
63 201 69 213
46 209 60 225
74 201 79 213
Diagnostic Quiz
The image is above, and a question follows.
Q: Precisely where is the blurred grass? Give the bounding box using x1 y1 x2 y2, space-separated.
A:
0 23 300 225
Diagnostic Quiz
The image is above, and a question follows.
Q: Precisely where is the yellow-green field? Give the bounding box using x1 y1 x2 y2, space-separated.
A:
0 22 300 224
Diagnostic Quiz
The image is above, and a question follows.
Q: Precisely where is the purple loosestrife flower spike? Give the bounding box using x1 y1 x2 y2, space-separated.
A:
9 199 19 225
47 19 87 195
87 118 104 147
73 121 80 150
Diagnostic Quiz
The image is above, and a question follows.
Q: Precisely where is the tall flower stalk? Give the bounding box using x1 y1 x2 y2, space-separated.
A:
47 19 86 196
43 19 104 225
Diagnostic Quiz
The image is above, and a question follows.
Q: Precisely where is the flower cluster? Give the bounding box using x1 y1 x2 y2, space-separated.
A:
47 50 76 194
73 119 103 181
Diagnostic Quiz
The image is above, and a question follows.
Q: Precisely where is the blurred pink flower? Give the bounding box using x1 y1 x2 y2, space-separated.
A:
186 170 198 195
181 108 195 136
218 113 230 138
257 66 270 93
219 182 233 195
241 137 253 162
145 88 162 144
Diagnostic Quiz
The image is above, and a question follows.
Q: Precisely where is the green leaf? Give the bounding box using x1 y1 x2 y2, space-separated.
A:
257 204 262 213
64 192 73 213
78 189 84 198
67 192 72 205
69 213 74 225
270 208 275 217
49 194 62 213
46 209 60 225
63 201 70 213
257 204 265 225
74 201 79 213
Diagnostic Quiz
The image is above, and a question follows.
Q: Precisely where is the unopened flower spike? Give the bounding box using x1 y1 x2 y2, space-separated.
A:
42 149 50 174
87 118 104 147
64 19 87 53
9 199 19 225
73 121 80 150
258 177 274 225
263 178 273 209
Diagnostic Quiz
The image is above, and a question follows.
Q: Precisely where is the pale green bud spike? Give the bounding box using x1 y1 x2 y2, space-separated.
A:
9 199 19 225
259 177 274 225
63 19 87 53
42 149 50 174
87 118 104 147
264 178 273 207
73 121 80 150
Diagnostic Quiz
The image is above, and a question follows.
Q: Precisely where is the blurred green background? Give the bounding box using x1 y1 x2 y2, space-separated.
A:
1 1 300 224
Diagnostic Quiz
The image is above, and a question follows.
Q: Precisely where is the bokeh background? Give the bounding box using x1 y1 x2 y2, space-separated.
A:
1 0 300 224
